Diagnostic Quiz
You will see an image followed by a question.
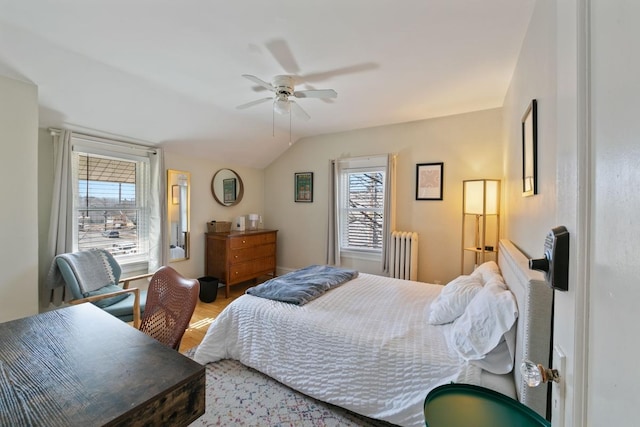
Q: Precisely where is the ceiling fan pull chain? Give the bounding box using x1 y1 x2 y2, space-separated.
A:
272 106 275 138
289 110 292 145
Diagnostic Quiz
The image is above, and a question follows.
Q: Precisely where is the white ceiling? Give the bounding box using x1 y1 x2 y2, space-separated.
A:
0 0 535 168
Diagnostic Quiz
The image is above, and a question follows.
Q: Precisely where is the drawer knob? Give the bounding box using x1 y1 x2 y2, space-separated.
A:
242 240 246 244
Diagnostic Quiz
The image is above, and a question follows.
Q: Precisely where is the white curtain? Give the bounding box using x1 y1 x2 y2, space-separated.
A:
148 148 165 271
42 130 74 307
326 160 340 266
381 154 397 274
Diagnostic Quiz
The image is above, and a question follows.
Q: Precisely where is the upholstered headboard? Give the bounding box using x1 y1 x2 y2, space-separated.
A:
498 239 553 417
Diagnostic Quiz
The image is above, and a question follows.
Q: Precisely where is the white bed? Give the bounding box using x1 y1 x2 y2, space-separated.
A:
194 240 552 426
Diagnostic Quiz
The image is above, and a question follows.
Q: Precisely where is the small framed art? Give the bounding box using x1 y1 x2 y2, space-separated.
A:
522 99 538 197
416 162 444 200
294 172 313 202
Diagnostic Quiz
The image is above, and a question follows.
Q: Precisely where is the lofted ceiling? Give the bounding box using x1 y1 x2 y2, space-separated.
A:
0 0 535 168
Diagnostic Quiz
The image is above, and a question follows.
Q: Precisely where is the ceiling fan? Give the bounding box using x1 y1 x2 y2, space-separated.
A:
236 74 337 121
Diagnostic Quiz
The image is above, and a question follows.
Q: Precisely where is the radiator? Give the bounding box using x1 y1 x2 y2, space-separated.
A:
389 231 419 280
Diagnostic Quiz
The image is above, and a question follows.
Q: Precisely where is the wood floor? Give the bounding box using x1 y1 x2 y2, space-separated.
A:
178 279 262 353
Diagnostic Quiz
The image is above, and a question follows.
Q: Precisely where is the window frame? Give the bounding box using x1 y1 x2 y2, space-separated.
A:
337 158 388 258
71 138 152 273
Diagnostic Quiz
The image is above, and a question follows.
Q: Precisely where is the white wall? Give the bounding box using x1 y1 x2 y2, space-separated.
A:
37 128 55 307
503 0 576 424
0 75 39 321
588 1 640 424
502 0 558 255
162 150 265 280
264 109 503 284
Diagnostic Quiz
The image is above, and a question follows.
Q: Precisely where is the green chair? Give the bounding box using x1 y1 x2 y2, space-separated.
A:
53 249 153 327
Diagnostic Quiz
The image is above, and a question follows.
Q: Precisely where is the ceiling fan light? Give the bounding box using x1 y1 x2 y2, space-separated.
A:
274 98 290 115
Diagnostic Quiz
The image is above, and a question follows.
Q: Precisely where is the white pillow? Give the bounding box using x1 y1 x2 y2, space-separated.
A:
469 326 517 374
428 275 483 325
470 261 505 288
448 280 518 370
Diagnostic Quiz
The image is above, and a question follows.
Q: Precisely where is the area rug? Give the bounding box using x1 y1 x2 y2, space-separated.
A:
183 349 396 426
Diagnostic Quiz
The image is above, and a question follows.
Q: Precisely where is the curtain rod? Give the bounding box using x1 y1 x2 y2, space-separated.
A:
49 127 158 155
332 153 396 163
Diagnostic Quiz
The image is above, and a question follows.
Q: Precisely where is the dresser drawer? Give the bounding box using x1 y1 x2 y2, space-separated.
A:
229 232 276 249
228 256 276 283
229 243 276 264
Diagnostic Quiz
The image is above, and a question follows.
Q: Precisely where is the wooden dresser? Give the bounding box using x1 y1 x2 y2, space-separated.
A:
205 229 277 297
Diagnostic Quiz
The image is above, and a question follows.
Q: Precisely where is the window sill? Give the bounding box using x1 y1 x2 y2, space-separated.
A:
340 250 382 262
119 258 150 277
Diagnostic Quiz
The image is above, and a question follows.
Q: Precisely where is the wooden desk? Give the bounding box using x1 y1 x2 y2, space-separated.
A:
0 303 205 426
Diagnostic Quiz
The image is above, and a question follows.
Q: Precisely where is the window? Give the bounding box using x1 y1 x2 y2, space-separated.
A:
337 156 388 256
71 138 152 271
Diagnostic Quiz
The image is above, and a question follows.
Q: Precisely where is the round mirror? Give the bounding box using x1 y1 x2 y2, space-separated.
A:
211 169 244 206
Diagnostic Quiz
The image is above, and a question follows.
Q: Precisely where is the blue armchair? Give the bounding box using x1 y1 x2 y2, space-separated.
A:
52 249 154 327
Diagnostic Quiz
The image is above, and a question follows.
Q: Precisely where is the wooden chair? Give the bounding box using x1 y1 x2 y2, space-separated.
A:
53 249 153 328
138 266 200 350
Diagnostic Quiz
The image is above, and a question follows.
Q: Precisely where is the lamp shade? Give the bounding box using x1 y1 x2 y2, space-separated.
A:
273 98 290 115
464 180 500 215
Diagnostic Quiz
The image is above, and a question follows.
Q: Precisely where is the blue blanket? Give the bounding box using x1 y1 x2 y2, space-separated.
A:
246 265 358 305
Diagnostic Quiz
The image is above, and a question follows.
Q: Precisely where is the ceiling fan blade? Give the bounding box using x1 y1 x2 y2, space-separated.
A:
241 74 274 92
265 39 300 74
297 84 335 104
289 100 311 121
236 97 273 110
300 62 379 83
293 89 338 99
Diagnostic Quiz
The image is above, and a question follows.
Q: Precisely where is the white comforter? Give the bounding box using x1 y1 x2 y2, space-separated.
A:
194 273 482 427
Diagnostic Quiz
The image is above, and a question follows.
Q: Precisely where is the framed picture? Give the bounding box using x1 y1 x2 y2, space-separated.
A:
522 99 538 197
416 162 444 200
223 178 237 203
171 185 179 204
294 172 313 202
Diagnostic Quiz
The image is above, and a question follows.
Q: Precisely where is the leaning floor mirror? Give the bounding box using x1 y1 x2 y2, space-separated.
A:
167 169 190 261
